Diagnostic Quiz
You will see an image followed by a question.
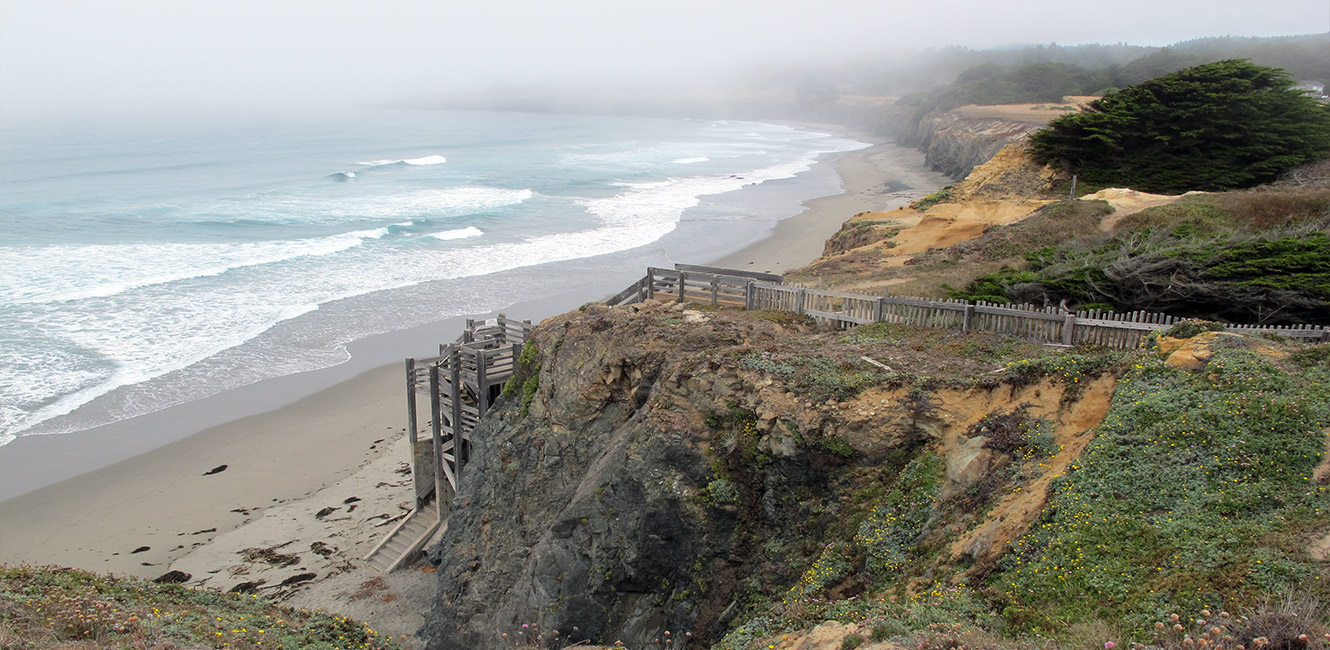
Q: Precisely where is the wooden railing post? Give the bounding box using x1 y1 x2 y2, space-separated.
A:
745 280 755 311
963 304 975 332
1062 314 1076 345
875 297 886 323
796 287 807 315
449 347 464 476
677 271 687 303
429 363 444 501
646 268 656 300
710 275 719 306
476 351 488 419
405 359 418 445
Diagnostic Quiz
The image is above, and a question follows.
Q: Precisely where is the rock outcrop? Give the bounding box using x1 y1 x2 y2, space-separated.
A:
914 113 1044 179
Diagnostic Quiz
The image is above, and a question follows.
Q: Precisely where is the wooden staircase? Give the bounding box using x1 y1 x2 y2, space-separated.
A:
362 494 444 573
364 315 529 573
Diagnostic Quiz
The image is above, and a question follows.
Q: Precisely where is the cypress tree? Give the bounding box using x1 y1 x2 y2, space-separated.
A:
1029 59 1330 193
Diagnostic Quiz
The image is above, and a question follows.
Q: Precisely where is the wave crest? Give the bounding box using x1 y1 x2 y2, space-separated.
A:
358 154 447 167
425 226 484 241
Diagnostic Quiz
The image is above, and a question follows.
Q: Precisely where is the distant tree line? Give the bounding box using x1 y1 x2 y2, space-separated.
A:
844 33 1328 144
862 33 1328 104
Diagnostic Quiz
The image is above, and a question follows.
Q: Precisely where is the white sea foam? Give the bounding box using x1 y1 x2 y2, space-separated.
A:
0 228 390 305
425 226 484 241
1 184 538 306
671 157 709 164
233 186 535 224
3 299 322 436
404 155 447 165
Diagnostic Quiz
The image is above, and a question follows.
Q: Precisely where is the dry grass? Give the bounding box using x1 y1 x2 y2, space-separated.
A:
1116 189 1330 234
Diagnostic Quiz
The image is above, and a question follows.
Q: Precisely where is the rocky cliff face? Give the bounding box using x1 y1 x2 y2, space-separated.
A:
421 302 1117 650
903 111 1044 180
877 98 1075 180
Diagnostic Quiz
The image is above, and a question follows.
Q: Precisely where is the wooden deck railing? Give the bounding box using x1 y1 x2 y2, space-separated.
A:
607 266 1329 348
404 314 531 512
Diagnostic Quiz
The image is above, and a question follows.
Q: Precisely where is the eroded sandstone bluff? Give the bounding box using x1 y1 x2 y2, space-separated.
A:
422 301 1115 650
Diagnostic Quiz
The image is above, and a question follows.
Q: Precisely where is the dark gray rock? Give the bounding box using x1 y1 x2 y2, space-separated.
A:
420 305 853 650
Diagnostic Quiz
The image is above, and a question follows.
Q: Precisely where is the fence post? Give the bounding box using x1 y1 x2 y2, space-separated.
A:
677 271 687 304
510 341 521 382
710 275 719 306
745 280 754 310
796 287 807 315
963 304 975 332
646 268 655 300
1062 314 1076 346
875 297 886 323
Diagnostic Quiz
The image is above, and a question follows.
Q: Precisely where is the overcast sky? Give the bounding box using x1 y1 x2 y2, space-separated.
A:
1 0 1327 119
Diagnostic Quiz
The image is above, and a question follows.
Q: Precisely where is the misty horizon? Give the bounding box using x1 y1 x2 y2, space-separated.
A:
2 0 1328 121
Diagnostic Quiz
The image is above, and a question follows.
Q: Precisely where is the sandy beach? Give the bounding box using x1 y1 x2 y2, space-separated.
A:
0 138 947 646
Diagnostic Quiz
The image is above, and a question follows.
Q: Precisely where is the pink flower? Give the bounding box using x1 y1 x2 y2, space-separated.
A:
1106 642 1117 649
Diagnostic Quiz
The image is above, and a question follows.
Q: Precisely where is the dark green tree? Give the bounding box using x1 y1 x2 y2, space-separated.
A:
1029 59 1330 193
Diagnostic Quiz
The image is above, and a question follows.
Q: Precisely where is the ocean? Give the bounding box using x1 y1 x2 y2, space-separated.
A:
0 109 866 446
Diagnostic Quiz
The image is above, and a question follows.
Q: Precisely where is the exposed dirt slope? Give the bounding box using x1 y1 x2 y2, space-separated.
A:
799 143 1056 287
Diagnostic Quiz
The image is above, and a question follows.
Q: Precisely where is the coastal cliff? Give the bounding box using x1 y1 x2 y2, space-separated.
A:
422 296 1330 650
420 301 1125 649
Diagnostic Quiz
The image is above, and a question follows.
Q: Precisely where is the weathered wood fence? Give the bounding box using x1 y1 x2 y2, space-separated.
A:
608 266 1329 348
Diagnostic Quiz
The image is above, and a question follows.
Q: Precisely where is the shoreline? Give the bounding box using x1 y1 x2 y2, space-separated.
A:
0 135 948 645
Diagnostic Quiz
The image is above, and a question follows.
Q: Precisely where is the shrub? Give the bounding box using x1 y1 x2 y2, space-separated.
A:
1235 592 1330 650
701 478 740 506
1163 319 1227 339
912 187 955 211
840 632 864 650
818 436 856 459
